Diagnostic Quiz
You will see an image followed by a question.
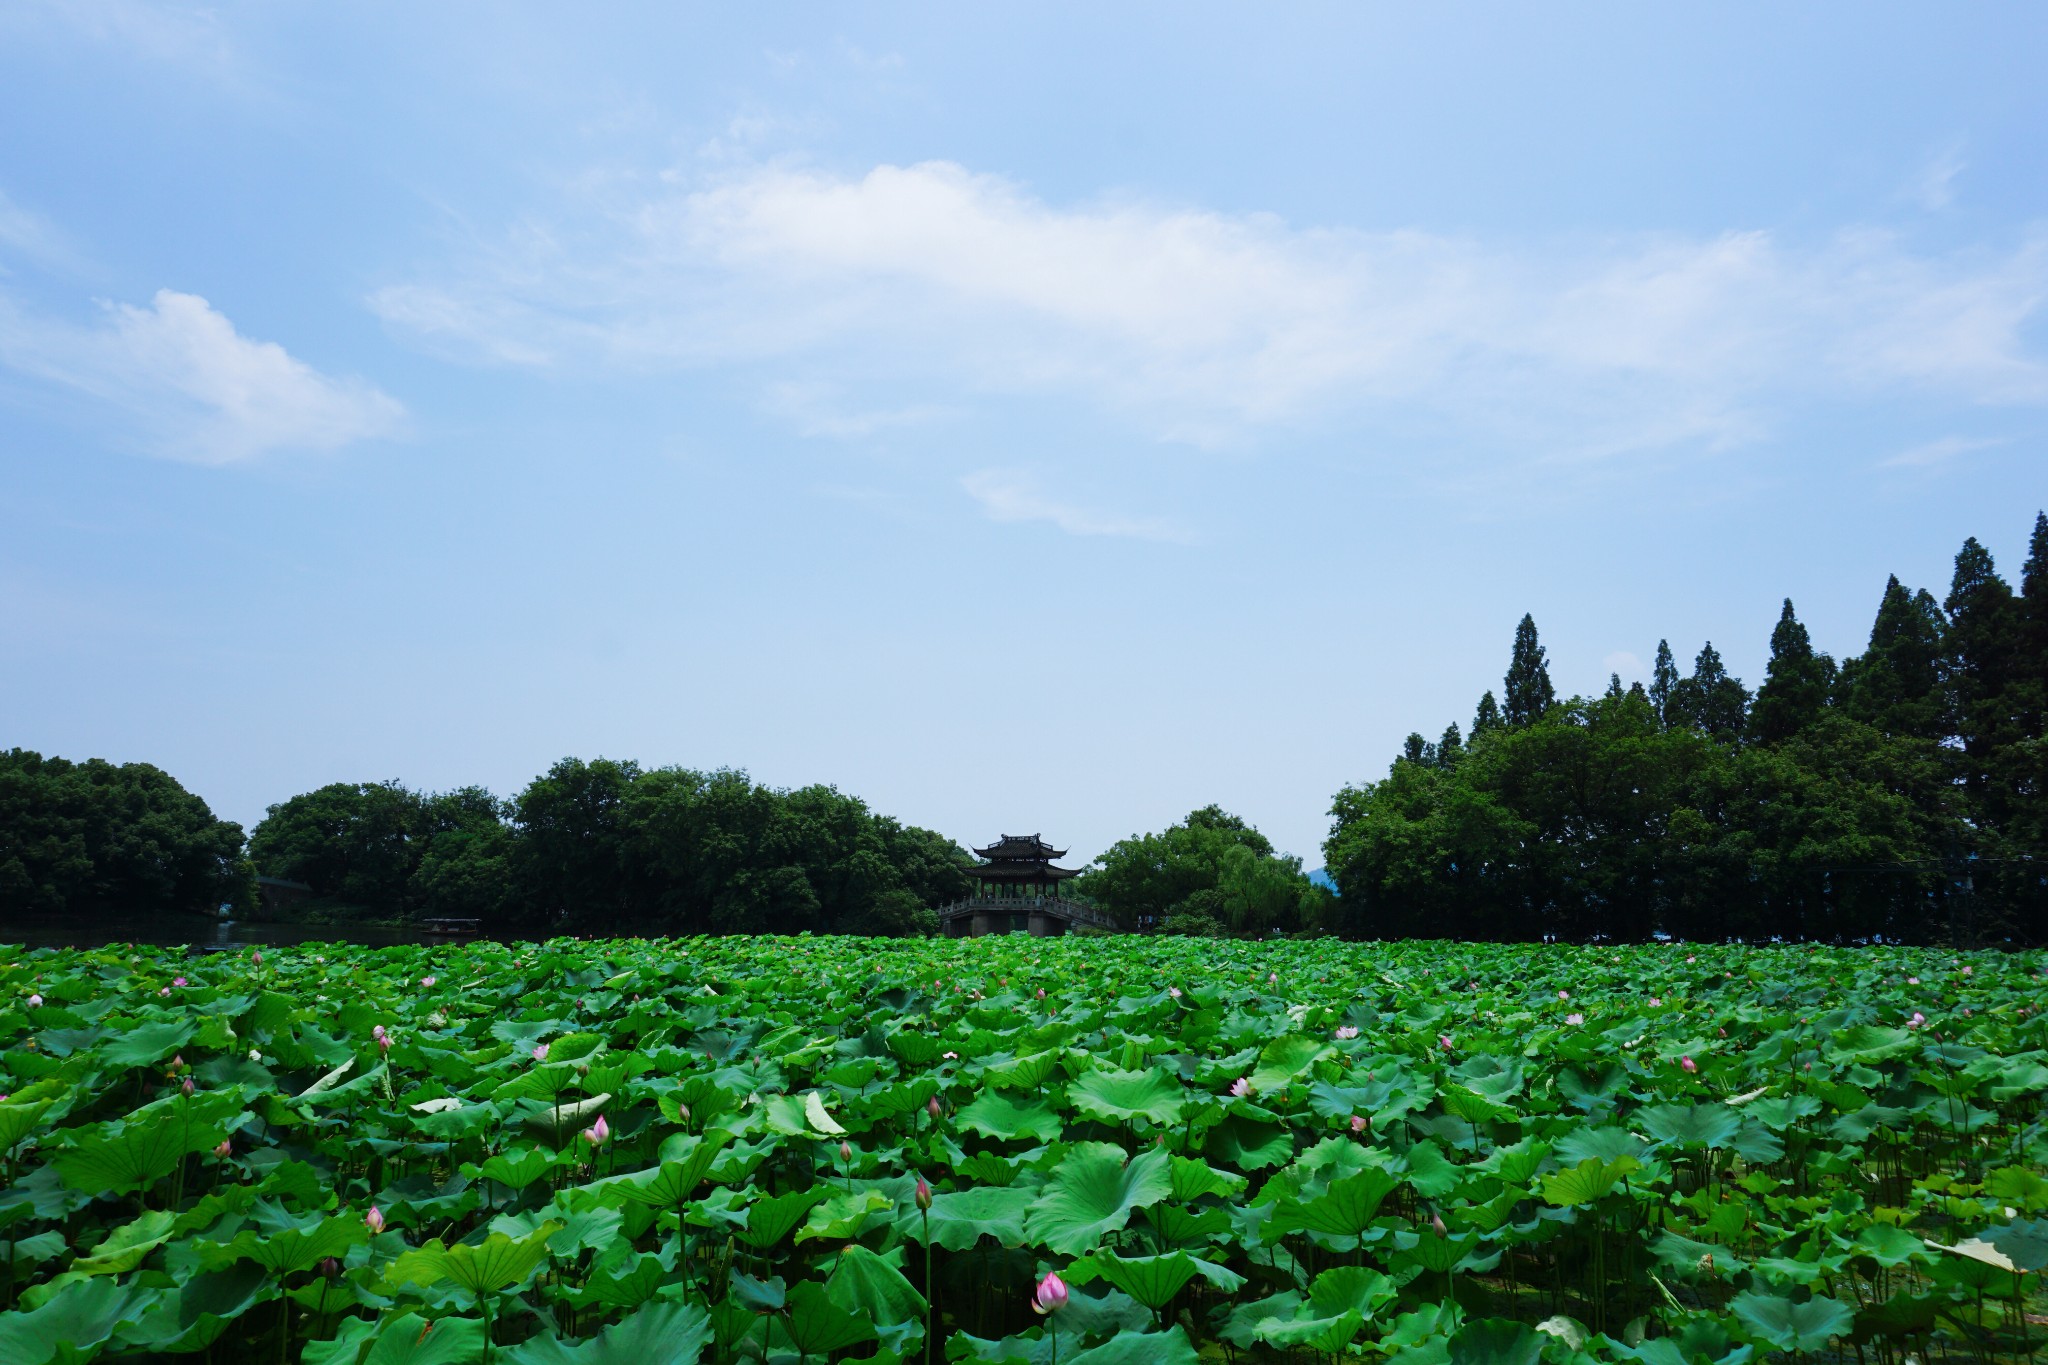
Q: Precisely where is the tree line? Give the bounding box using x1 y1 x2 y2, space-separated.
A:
1323 512 2048 945
246 759 975 936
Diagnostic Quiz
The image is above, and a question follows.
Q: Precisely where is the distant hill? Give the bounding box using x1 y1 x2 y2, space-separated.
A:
1307 867 1336 892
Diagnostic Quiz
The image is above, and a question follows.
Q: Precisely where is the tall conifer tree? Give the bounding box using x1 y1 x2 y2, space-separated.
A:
1472 691 1503 736
1669 642 1749 739
1502 614 1556 727
1438 723 1464 763
1649 641 1680 727
2017 511 2048 740
1750 600 1835 743
1843 576 1949 740
1944 538 2019 805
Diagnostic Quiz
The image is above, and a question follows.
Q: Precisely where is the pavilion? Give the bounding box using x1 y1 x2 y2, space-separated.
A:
937 834 1117 936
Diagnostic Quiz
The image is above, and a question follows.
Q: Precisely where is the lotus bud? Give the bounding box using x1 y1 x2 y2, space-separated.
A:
927 1096 942 1120
1681 1055 1698 1074
26 993 41 1008
159 986 171 996
839 1141 852 1163
1033 1270 1069 1315
172 1054 185 1070
320 1256 342 1280
214 1139 232 1158
365 1205 385 1235
1431 1210 1447 1238
1229 1077 1250 1098
252 952 262 965
1350 1115 1368 1134
181 1077 195 1097
1438 1034 1453 1050
533 1043 549 1062
914 1173 932 1211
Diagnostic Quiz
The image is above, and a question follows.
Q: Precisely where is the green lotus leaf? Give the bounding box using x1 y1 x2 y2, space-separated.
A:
1448 1317 1542 1365
916 1185 1037 1251
1541 1156 1639 1208
388 1222 562 1297
0 1276 162 1365
100 1019 197 1070
200 1213 369 1276
1730 1292 1854 1351
782 1279 877 1357
1204 1115 1294 1171
1068 1067 1185 1126
1025 1142 1174 1255
1067 1251 1201 1309
68 1209 177 1274
358 1311 487 1365
502 1302 712 1364
735 1186 828 1250
1250 1036 1331 1094
1637 1102 1741 1149
1271 1167 1400 1239
1063 1326 1200 1365
957 1090 1065 1142
476 1147 555 1192
822 1243 927 1342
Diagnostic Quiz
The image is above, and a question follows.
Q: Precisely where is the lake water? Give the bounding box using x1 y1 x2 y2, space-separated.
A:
2 916 485 954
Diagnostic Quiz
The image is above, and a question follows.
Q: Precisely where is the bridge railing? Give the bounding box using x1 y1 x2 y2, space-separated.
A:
934 896 1121 931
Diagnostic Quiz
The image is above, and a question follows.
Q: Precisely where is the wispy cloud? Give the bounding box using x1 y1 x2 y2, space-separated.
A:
961 469 1189 542
3 0 235 75
1879 434 2006 469
0 288 406 463
0 191 90 277
372 159 2048 459
1911 143 1967 212
761 381 955 439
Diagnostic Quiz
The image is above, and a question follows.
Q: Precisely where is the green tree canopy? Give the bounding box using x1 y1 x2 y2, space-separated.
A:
0 749 252 919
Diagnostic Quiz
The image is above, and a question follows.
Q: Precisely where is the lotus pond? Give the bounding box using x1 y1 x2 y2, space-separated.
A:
1 937 2044 1365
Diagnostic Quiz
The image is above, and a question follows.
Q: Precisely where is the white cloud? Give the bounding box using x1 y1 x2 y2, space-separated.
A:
761 381 954 439
1911 144 1966 212
1879 434 2005 469
372 160 2048 456
0 289 406 463
0 191 89 276
962 469 1188 542
1602 650 1645 681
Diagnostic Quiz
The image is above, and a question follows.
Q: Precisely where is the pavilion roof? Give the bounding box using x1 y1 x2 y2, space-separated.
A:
972 833 1067 860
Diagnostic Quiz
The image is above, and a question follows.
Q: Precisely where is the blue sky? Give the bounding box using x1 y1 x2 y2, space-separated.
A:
3 3 2045 866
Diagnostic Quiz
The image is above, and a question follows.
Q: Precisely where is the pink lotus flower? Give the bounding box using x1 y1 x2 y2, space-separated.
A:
159 986 171 997
1680 1055 1698 1074
532 1043 549 1062
1334 1025 1359 1040
1033 1271 1069 1315
1350 1114 1368 1134
1036 987 1046 999
1907 976 1920 985
1961 965 1972 976
364 1206 385 1235
1685 955 1695 964
214 1139 232 1158
1908 1011 1926 1029
1438 1034 1453 1050
1558 990 1570 1000
582 1114 610 1146
1267 972 1278 985
1649 997 1662 1007
173 976 187 988
942 1051 959 1060
914 1172 933 1210
26 994 41 1008
1565 1013 1584 1026
1229 1077 1251 1097
1167 986 1181 999
419 976 436 988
